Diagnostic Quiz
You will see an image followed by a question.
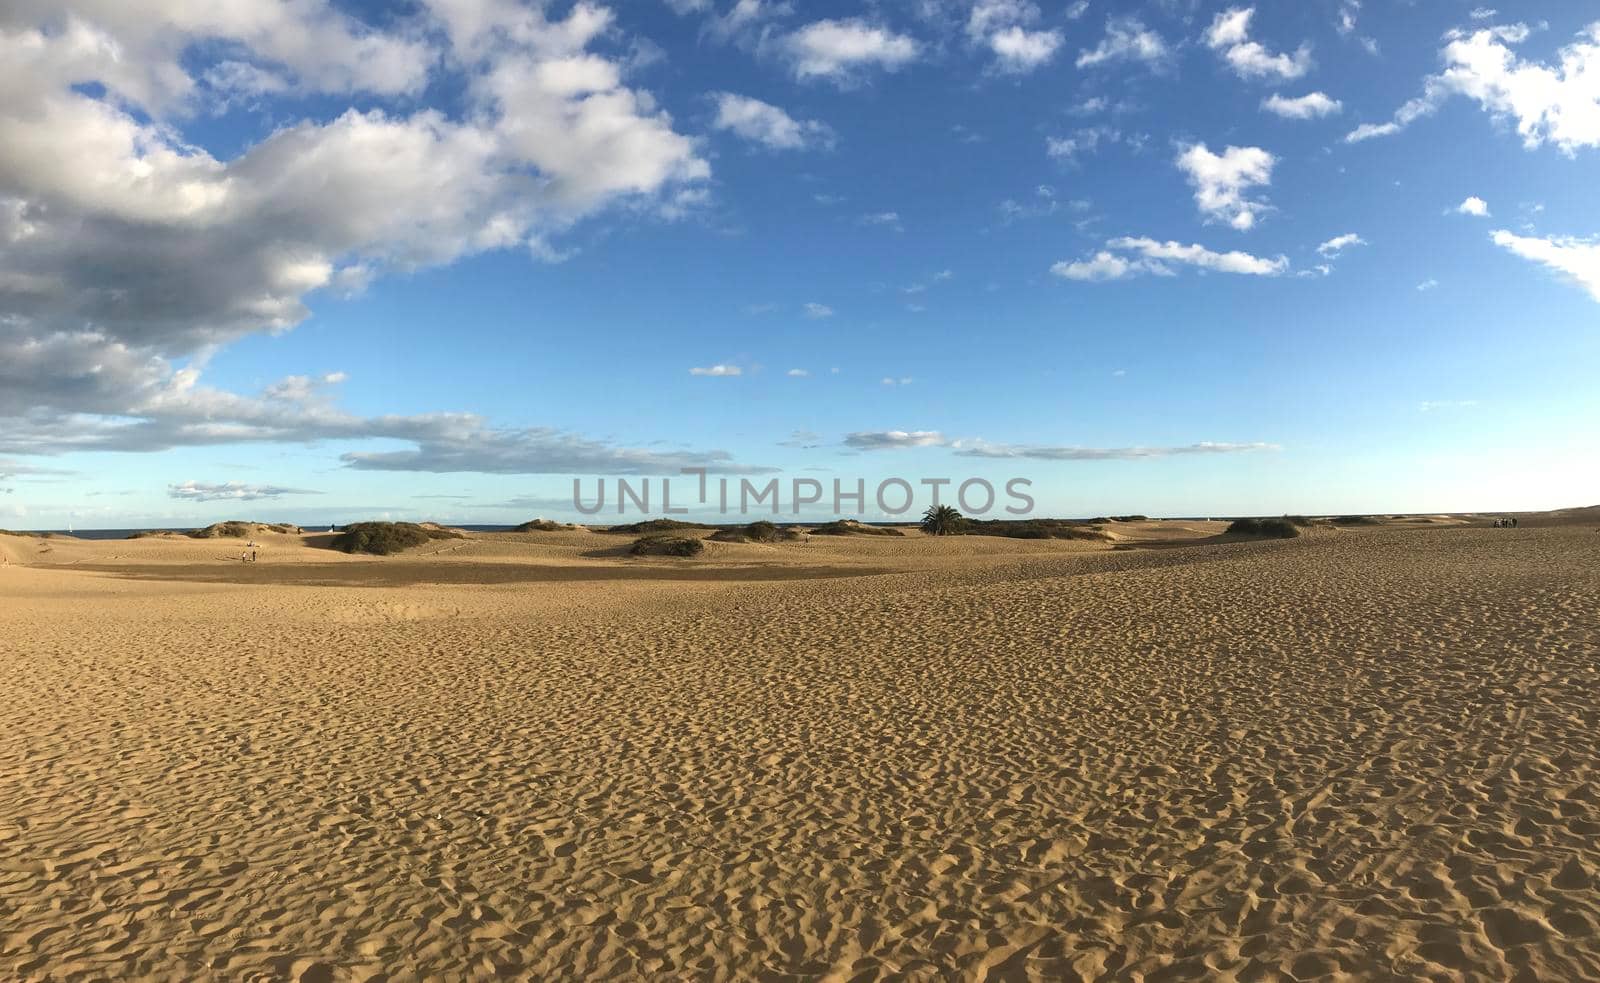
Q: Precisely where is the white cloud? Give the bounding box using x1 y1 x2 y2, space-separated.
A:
0 1 739 469
169 480 319 502
953 440 1278 461
880 377 913 387
0 335 757 473
1457 196 1491 217
989 26 1063 72
1346 22 1600 153
1051 251 1153 282
1205 7 1312 82
786 368 810 377
1262 92 1342 119
1317 233 1366 256
711 92 833 150
1491 230 1600 301
859 211 902 230
786 19 919 83
844 430 945 449
0 1 708 359
804 302 835 318
1077 18 1168 69
1417 278 1440 291
1175 143 1277 230
689 364 743 376
1470 8 1497 19
966 1 1062 73
1053 237 1288 280
1046 127 1119 163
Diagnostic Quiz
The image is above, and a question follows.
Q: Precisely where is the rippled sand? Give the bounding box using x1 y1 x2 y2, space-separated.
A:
3 516 1598 980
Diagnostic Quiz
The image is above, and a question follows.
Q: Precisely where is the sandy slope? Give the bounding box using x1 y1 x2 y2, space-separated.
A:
2 519 1598 980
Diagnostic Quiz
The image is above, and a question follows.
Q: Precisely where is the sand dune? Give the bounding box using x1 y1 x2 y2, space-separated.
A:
2 517 1598 980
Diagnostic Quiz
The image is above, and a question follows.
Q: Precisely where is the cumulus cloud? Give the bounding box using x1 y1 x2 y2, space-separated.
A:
1346 22 1600 152
1317 233 1367 256
1052 237 1289 280
843 430 946 450
689 364 743 376
967 1 1062 73
1175 143 1277 230
1076 18 1168 69
953 440 1279 461
803 302 835 318
1491 230 1600 301
711 92 833 150
1262 92 1342 119
785 19 919 83
169 481 320 502
0 1 746 473
786 368 809 377
1205 7 1312 82
1457 196 1491 216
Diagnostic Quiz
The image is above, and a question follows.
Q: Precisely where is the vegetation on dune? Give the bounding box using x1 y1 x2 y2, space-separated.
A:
629 534 705 557
513 519 575 532
187 521 302 539
331 522 463 555
127 530 180 539
1331 515 1381 525
810 520 904 537
1226 517 1302 539
920 505 967 536
962 518 1116 541
1110 515 1149 522
606 519 713 535
189 521 255 539
710 520 800 544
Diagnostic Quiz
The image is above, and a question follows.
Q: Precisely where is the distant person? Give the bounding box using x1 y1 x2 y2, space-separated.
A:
251 549 258 562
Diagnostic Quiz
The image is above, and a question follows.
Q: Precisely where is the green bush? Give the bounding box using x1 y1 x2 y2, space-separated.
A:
810 520 904 537
1110 515 1149 522
1226 517 1301 539
331 522 460 555
607 519 712 535
710 520 798 543
189 521 255 539
1331 515 1379 525
629 534 705 557
514 519 570 532
961 518 1114 541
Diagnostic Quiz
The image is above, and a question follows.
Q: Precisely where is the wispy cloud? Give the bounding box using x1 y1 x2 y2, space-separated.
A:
169 480 320 502
711 92 834 151
1205 7 1312 81
1076 17 1168 70
1491 230 1600 302
953 440 1279 461
689 364 743 376
1053 237 1288 280
843 430 945 450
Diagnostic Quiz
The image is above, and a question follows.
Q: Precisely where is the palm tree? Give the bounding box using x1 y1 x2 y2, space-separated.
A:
921 504 964 536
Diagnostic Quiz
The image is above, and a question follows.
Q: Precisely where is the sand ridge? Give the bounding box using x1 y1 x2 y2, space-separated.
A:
2 519 1598 980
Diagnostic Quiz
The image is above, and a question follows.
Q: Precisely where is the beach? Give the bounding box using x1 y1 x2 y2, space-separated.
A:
2 515 1598 980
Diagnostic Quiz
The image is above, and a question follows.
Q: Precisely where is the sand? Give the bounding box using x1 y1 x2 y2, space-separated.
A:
2 516 1598 980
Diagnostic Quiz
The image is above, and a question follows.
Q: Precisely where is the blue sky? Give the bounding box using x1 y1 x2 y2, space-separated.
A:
2 0 1598 528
